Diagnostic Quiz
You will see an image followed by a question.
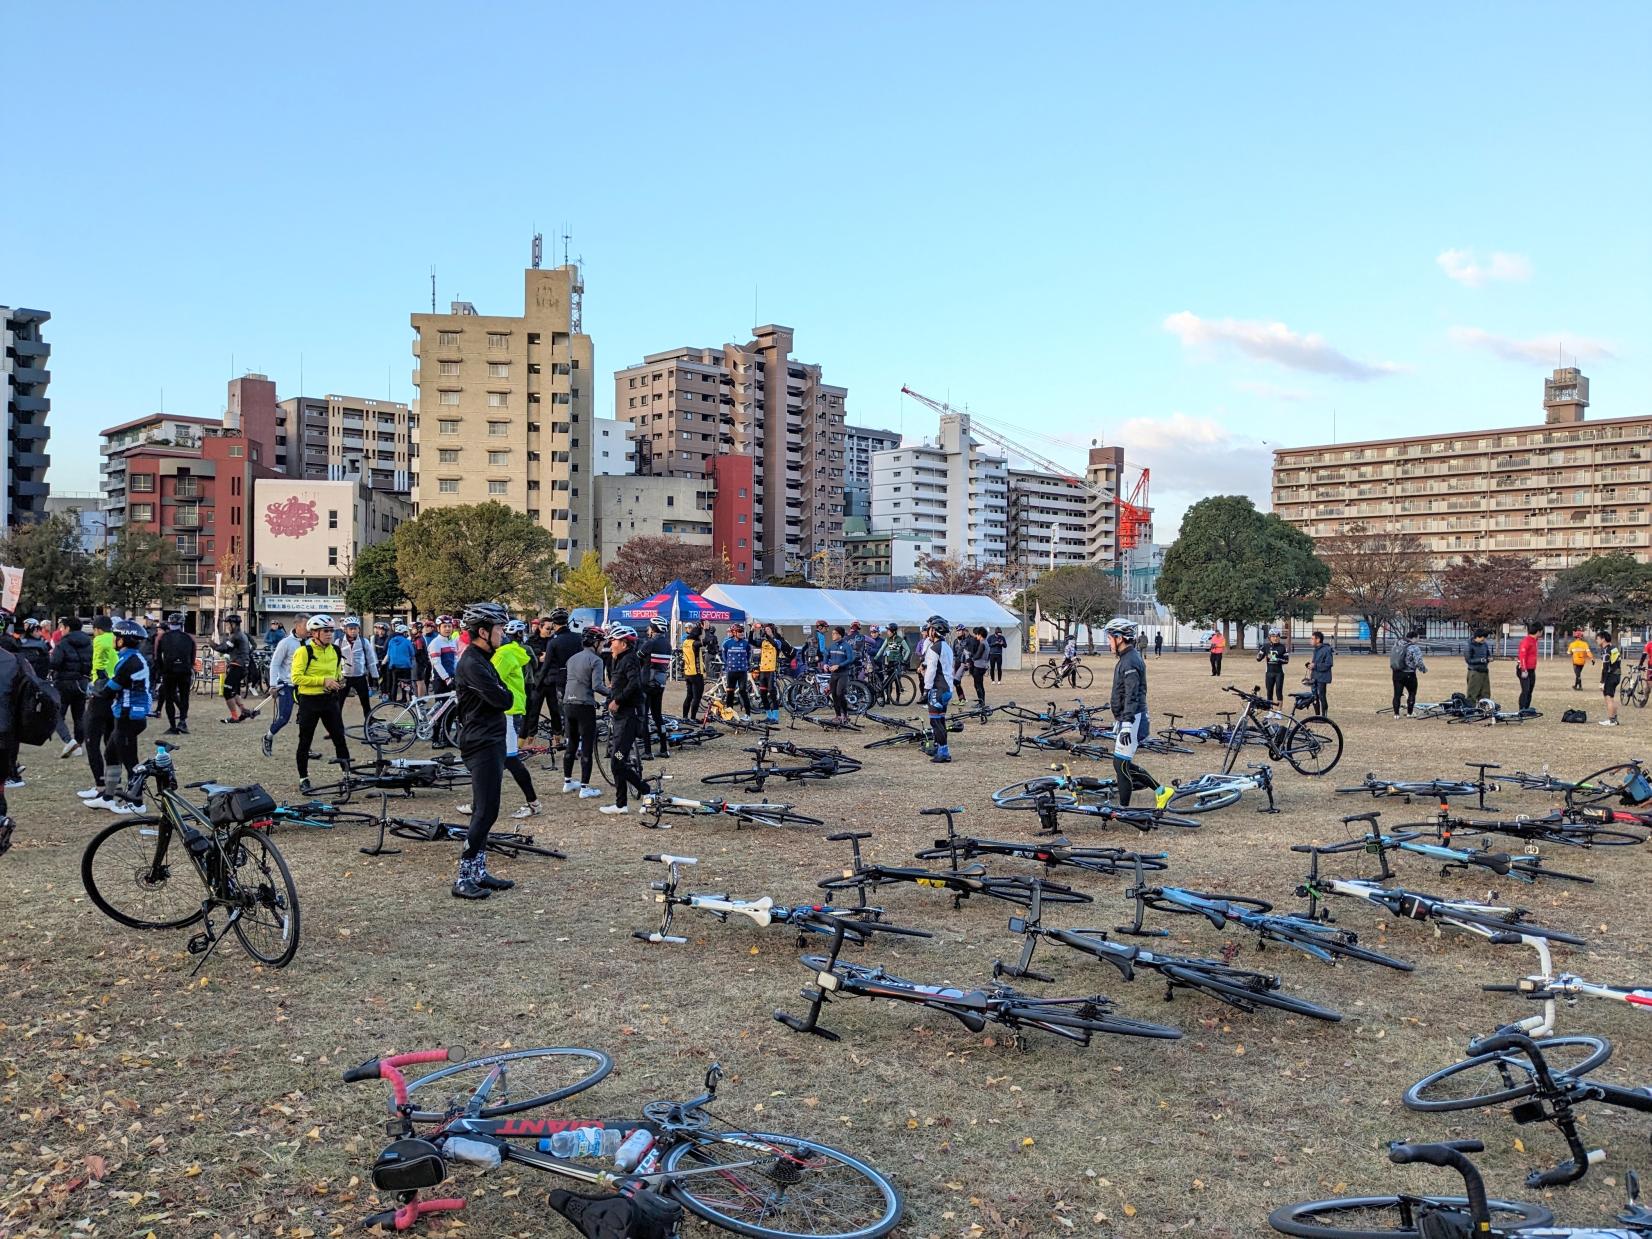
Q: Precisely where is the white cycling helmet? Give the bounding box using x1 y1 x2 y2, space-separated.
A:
344 615 362 628
308 614 336 631
608 623 638 643
504 619 527 637
1100 616 1140 643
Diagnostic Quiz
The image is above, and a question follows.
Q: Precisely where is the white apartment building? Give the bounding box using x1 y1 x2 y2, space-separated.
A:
593 416 636 476
870 413 1008 565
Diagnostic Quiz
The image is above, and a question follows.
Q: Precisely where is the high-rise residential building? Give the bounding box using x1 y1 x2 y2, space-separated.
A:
843 424 900 519
3 306 51 527
44 492 110 554
411 265 594 556
592 416 636 476
276 392 415 491
1083 444 1130 564
615 325 847 577
869 413 1008 565
1007 468 1090 571
1271 367 1648 572
99 413 219 536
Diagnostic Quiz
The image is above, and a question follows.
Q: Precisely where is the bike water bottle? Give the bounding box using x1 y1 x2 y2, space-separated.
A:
613 1127 654 1172
540 1127 622 1159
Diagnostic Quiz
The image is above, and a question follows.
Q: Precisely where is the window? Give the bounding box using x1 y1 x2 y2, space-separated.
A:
438 448 459 464
487 450 510 466
665 495 675 507
327 546 338 567
487 332 509 350
439 391 460 406
131 503 154 522
738 537 747 548
488 480 508 496
327 509 339 529
438 478 460 494
439 360 460 376
487 392 508 408
438 330 459 347
438 419 460 435
487 363 510 378
130 474 155 493
488 422 509 437
229 445 244 457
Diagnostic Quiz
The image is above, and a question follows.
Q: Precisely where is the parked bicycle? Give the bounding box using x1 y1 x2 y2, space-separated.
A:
638 772 825 831
817 823 1093 911
1031 655 1093 691
364 689 460 752
1219 685 1342 776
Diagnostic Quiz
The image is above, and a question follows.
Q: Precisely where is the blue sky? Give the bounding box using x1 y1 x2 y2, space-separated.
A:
6 3 1648 532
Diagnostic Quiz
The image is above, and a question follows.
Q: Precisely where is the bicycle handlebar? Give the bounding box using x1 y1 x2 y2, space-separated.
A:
1385 1140 1489 1224
342 1048 451 1107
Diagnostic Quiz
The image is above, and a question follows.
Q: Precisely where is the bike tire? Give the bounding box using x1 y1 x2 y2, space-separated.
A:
1283 716 1343 776
1267 1194 1552 1237
701 770 765 788
1031 665 1059 690
1402 1034 1612 1112
890 673 918 707
226 827 301 968
1158 963 1341 1022
402 1047 614 1122
81 816 206 931
978 878 1092 906
363 701 419 754
1164 785 1243 814
1071 665 1094 690
1638 675 1651 708
740 809 826 828
1566 762 1652 811
844 680 873 716
1621 676 1636 704
664 1129 902 1239
1004 1004 1181 1040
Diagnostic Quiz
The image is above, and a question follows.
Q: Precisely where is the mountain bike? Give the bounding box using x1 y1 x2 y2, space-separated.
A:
633 854 933 948
775 915 1179 1047
638 773 824 831
1219 686 1342 776
1032 656 1092 691
1268 1138 1652 1236
1565 759 1652 812
1321 810 1592 885
1405 1030 1652 1189
1337 762 1504 810
344 1047 903 1237
1163 764 1279 815
913 805 1166 878
80 743 299 973
993 880 1342 1022
817 825 1093 911
364 690 460 753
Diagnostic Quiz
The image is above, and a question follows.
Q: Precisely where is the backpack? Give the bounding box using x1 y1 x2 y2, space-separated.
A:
12 662 61 747
1388 642 1408 672
1561 708 1588 723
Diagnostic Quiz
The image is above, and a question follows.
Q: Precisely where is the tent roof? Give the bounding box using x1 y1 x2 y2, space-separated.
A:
700 584 1018 630
616 579 744 623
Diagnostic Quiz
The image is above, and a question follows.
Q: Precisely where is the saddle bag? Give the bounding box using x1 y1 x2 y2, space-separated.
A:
206 783 278 827
371 1138 447 1192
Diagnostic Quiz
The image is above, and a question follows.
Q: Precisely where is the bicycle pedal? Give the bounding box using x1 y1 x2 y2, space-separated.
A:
186 932 213 954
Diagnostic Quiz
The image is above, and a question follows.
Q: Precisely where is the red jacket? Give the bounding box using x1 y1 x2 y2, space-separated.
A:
1516 634 1538 672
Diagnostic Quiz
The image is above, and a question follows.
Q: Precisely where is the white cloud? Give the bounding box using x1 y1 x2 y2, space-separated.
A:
1163 311 1405 381
1234 380 1312 403
1108 412 1274 536
1448 326 1617 365
1436 248 1534 287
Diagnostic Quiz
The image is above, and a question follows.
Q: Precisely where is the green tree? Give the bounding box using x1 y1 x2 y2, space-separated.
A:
345 539 406 616
557 550 614 610
1547 553 1652 634
1157 497 1327 648
393 502 558 614
0 512 93 618
94 531 182 615
1029 565 1122 651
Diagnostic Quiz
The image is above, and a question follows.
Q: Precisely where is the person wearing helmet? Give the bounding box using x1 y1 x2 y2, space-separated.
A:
1102 618 1173 811
1567 628 1594 690
92 618 154 813
210 613 258 726
559 624 608 799
599 624 651 814
1258 629 1290 706
680 620 706 721
15 618 50 680
920 616 955 762
880 623 910 672
260 616 307 759
413 617 436 695
537 608 582 752
451 602 517 898
718 622 754 716
381 621 414 704
754 622 790 725
335 617 378 719
458 617 541 823
426 615 459 696
154 612 196 736
291 615 353 791
639 617 674 759
75 615 118 801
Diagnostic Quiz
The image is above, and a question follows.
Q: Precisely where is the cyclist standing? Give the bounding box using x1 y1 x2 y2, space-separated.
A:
427 616 459 690
338 617 379 718
920 615 955 763
522 615 552 737
78 616 117 803
1101 617 1173 810
49 615 92 759
560 627 607 799
1567 629 1594 690
154 612 196 735
0 638 19 850
638 617 674 759
465 618 539 820
754 621 783 724
212 613 258 725
1464 628 1493 703
720 622 754 715
451 602 516 898
541 608 584 751
97 618 153 813
1060 634 1079 688
680 619 706 721
1599 630 1623 726
383 622 414 704
291 615 353 793
1257 629 1289 705
881 623 910 671
260 617 306 759
1514 622 1540 712
1308 630 1334 716
986 626 1007 683
600 624 652 815
824 625 853 723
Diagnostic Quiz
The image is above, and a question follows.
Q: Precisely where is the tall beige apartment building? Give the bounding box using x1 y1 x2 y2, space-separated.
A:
411 265 594 557
615 325 847 577
277 393 415 491
1272 368 1652 572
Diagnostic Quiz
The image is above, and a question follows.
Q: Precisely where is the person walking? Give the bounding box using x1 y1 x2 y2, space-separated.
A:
1258 630 1290 705
450 602 517 898
338 617 378 717
152 613 196 735
49 615 92 760
260 618 306 759
599 624 653 815
1389 627 1427 717
560 627 607 800
986 627 1007 682
291 615 353 793
1308 630 1334 716
1465 629 1493 703
211 614 258 725
96 619 153 813
920 616 956 764
1101 617 1173 809
680 620 706 722
720 622 754 715
1207 628 1226 677
1567 630 1594 690
1152 631 1164 657
1515 622 1540 712
1599 631 1623 726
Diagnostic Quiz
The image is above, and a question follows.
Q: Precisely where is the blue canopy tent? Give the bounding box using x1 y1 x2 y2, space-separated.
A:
616 580 746 625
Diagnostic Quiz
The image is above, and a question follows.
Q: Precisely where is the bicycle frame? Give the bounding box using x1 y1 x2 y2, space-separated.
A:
1330 812 1592 886
1486 935 1652 1039
1171 764 1279 813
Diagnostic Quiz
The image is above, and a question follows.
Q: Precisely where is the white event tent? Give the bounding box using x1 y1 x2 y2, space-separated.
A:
699 585 1024 670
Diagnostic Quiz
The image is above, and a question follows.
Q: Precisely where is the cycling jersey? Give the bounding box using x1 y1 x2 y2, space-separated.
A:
491 639 533 715
721 637 752 674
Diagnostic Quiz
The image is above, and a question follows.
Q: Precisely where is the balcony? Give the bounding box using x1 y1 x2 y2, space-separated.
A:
171 509 201 529
174 479 201 499
11 365 49 387
11 337 49 361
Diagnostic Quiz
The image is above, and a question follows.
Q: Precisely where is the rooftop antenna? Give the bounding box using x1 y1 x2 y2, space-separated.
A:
430 267 437 314
532 231 543 270
562 224 571 268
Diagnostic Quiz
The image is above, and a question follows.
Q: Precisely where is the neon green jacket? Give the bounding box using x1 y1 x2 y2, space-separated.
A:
492 641 533 716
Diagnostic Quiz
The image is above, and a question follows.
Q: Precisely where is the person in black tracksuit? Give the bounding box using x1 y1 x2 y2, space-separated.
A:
640 619 674 758
600 625 652 813
1103 618 1166 809
452 602 516 900
154 615 197 734
51 616 93 755
1309 631 1335 716
1257 631 1289 704
540 610 583 748
522 617 552 737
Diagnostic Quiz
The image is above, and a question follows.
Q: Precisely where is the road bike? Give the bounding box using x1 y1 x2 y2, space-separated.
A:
1405 1030 1652 1189
700 738 861 793
1157 711 1241 746
782 669 871 718
638 772 824 831
1003 721 1110 761
1501 769 1584 794
1219 685 1342 776
913 805 1166 878
301 753 470 802
344 1047 903 1237
993 880 1342 1022
1404 804 1649 850
816 824 1093 911
992 764 1119 810
80 743 299 972
1321 810 1592 885
1269 1137 1652 1236
364 689 460 752
1163 763 1279 815
1031 656 1093 691
774 915 1180 1047
1022 790 1204 835
1619 657 1651 707
1337 762 1503 810
633 854 933 948
863 661 918 708
1564 759 1652 812
860 712 957 753
263 797 377 832
355 792 568 861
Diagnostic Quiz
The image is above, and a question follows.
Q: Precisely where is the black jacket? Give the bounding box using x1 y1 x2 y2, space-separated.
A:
1258 641 1289 667
608 649 646 713
1310 643 1335 684
1465 639 1491 672
542 629 584 687
156 629 197 678
1110 646 1148 720
50 630 94 688
0 647 17 735
16 637 51 680
455 643 513 754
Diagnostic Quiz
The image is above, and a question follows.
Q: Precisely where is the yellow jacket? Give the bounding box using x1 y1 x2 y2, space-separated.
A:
758 638 779 673
681 637 701 678
292 640 344 695
1568 639 1594 667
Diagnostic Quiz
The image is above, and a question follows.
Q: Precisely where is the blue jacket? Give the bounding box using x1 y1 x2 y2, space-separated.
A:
385 634 414 669
720 637 752 674
107 647 152 720
824 639 854 671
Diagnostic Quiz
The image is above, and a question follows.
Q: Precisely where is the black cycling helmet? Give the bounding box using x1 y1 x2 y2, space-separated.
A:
548 607 570 625
223 613 242 626
166 611 185 626
461 601 511 633
925 615 950 637
648 617 668 633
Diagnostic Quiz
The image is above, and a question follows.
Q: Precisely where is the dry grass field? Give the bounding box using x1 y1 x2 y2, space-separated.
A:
3 651 1649 1239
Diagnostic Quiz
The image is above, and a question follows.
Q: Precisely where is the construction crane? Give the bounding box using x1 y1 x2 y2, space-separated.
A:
898 386 1152 553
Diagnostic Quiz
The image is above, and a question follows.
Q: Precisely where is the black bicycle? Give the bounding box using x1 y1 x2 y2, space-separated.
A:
913 806 1167 879
1321 810 1592 886
1022 790 1203 835
702 739 861 792
1565 759 1652 812
1407 804 1649 850
1336 762 1503 810
817 824 1093 911
81 743 299 972
356 792 567 861
1219 685 1343 776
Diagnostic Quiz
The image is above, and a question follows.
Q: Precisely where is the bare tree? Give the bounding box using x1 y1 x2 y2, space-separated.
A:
1316 522 1433 652
914 552 1002 596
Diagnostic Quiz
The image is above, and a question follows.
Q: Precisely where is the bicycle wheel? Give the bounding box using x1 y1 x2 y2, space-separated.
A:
1070 664 1094 690
363 701 419 754
81 817 205 930
1638 675 1651 708
978 878 1091 905
1621 676 1636 704
225 828 301 968
1402 1035 1612 1112
993 777 1075 809
1268 1194 1551 1237
1159 963 1341 1022
402 1047 614 1122
740 808 826 828
890 673 917 706
664 1129 902 1239
1283 716 1343 776
1164 784 1243 814
701 769 764 788
1032 664 1059 689
485 835 567 859
1566 762 1652 810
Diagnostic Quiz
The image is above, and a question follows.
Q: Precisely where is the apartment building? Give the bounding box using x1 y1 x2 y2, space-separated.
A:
411 265 594 556
3 306 51 527
99 413 219 535
43 492 111 554
870 413 1008 565
1008 467 1090 570
843 424 900 519
615 324 847 577
594 475 713 566
276 392 415 491
593 416 635 476
1271 368 1649 571
843 520 925 589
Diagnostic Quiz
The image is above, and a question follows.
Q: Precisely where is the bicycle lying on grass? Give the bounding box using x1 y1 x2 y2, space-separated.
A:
1564 758 1652 812
817 822 1093 911
1403 803 1649 850
81 743 299 973
993 880 1342 1022
1163 763 1279 814
700 738 861 792
355 792 568 861
1480 930 1652 1041
344 1047 903 1237
1219 685 1343 776
992 765 1118 810
859 711 958 754
1321 810 1592 885
638 773 824 831
300 753 470 802
632 853 933 947
914 805 1166 878
1336 762 1504 810
1022 789 1203 835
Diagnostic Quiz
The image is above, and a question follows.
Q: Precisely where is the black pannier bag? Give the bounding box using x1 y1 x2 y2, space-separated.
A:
206 784 278 827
